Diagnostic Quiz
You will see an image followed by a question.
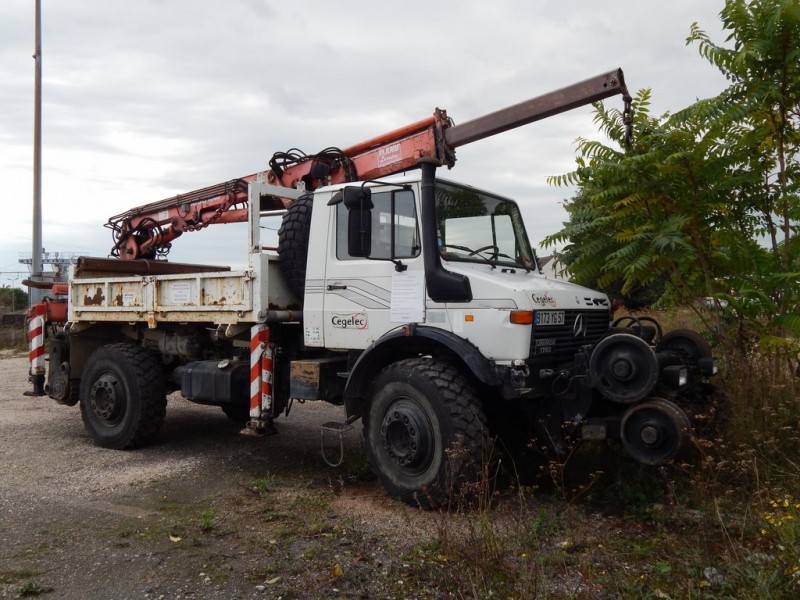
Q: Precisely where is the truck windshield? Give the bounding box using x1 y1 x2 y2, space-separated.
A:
434 181 536 270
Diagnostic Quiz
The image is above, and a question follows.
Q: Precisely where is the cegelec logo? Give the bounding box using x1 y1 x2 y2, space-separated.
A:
531 292 557 308
331 313 369 329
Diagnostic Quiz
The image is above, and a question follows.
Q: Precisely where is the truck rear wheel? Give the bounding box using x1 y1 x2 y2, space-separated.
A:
79 344 167 449
363 358 489 508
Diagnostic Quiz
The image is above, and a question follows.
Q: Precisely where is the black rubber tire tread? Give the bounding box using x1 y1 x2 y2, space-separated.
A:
363 357 489 508
277 194 314 299
79 344 167 449
64 380 80 407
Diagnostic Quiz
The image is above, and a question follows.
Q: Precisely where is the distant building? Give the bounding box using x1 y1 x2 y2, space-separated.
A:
537 254 570 280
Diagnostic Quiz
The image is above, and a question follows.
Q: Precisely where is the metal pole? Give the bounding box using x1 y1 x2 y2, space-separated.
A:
31 0 43 304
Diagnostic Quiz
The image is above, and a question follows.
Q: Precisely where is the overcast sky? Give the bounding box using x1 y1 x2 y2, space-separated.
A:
0 0 731 288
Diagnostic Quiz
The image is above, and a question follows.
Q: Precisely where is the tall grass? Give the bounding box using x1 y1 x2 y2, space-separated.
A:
654 307 800 495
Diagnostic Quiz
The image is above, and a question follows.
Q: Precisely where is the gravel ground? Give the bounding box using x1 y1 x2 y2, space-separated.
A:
0 354 411 599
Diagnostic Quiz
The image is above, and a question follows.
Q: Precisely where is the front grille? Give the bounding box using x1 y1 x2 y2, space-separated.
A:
530 310 609 367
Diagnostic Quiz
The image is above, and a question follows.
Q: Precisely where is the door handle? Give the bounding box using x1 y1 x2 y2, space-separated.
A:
327 284 347 290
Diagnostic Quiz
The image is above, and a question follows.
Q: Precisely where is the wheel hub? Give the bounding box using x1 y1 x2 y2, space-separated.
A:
612 357 634 380
380 400 433 470
638 423 661 446
90 373 124 423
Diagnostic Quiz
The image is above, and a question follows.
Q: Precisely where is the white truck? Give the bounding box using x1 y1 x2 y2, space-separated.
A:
26 70 718 507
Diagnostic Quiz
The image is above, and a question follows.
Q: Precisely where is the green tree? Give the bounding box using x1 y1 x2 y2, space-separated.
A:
688 0 800 347
545 91 739 314
544 0 800 355
0 287 28 311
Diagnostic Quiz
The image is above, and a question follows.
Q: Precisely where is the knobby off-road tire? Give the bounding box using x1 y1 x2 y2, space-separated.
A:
277 193 314 299
364 358 490 508
79 344 167 449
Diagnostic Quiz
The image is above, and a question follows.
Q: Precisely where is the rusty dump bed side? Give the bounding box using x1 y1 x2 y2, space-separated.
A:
68 255 296 327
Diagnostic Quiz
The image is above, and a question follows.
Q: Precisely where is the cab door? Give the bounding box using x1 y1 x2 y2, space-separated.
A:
322 187 424 349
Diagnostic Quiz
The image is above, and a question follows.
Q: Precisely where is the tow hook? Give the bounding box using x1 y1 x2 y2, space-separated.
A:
510 360 529 387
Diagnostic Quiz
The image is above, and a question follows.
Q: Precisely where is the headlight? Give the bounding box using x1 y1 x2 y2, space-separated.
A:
697 357 718 376
662 365 688 389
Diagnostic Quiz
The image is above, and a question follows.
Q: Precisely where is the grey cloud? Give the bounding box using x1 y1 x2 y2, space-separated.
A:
0 0 730 286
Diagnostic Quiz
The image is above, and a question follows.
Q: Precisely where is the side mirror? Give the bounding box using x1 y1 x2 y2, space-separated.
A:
343 187 373 257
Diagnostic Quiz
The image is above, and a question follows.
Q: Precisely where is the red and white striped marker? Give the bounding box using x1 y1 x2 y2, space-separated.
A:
28 307 47 378
249 324 273 421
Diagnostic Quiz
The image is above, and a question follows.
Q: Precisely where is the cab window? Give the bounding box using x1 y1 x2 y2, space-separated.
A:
336 190 420 260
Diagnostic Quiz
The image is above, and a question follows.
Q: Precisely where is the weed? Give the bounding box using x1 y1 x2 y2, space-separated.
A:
0 569 36 584
752 495 800 590
247 475 277 497
18 580 52 597
115 524 137 539
292 492 330 511
199 509 215 532
260 509 288 522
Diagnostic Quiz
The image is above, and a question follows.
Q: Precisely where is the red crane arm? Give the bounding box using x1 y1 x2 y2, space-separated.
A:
107 69 628 260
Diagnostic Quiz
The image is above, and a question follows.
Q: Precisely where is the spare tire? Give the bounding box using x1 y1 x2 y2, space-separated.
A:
277 194 314 299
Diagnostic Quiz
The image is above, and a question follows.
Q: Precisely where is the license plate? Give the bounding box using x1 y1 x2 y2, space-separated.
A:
535 310 565 326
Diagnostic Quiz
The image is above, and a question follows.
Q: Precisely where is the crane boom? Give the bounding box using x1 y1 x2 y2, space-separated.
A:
444 69 628 148
108 69 629 260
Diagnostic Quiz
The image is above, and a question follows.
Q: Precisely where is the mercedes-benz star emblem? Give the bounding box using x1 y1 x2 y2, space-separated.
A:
572 314 586 337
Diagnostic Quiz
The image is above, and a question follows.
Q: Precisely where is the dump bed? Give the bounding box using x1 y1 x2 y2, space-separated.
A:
67 181 301 328
68 254 296 327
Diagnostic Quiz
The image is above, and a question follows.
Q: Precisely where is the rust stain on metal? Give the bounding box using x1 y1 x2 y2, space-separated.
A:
83 287 105 306
291 360 323 391
114 293 123 306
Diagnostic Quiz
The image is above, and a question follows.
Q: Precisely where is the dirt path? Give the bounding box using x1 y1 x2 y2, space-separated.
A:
0 355 431 599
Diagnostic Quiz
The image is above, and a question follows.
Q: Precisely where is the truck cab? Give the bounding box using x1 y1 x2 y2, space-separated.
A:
301 174 611 398
287 163 717 506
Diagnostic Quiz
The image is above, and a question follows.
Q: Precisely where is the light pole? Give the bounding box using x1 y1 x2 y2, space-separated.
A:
31 0 43 305
9 277 19 311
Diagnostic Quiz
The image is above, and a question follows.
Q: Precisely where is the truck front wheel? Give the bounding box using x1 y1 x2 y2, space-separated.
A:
79 344 167 449
364 358 489 508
